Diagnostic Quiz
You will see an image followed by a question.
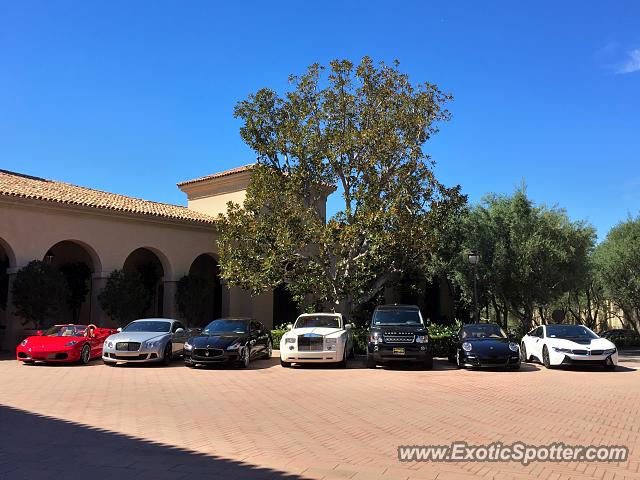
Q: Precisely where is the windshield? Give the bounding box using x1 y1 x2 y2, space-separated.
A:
546 325 598 339
294 315 341 329
42 325 87 337
203 319 248 335
123 321 171 333
372 308 423 326
461 324 507 339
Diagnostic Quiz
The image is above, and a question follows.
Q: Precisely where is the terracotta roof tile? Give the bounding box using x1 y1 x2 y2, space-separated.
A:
177 164 254 187
0 169 217 225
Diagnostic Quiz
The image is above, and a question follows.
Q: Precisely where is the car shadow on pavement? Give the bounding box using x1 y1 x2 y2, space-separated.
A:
0 404 307 480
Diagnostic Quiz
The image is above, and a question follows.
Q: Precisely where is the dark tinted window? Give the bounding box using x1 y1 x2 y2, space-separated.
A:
203 319 249 334
460 324 507 339
294 315 341 329
123 321 171 333
546 325 598 340
372 308 422 326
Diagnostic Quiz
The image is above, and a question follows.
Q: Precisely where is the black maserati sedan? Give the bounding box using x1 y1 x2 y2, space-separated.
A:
183 318 272 368
449 323 521 370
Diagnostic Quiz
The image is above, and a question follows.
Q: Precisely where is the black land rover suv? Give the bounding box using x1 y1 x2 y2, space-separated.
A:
366 304 433 369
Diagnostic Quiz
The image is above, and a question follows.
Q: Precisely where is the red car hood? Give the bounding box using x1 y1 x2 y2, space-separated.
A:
21 336 83 351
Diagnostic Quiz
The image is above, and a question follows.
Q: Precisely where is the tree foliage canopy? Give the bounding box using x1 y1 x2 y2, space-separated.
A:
98 269 150 325
12 260 69 329
452 188 595 331
218 57 465 311
594 215 640 331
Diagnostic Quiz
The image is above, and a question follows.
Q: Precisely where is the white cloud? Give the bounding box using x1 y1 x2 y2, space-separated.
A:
616 49 640 74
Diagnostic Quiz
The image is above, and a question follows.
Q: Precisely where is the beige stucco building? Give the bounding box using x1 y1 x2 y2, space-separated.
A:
0 165 293 350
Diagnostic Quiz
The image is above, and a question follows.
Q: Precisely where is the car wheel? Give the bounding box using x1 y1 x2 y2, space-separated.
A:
238 346 250 368
79 344 91 365
604 357 616 370
263 339 272 359
520 343 528 363
337 350 348 368
422 355 433 371
280 359 291 368
162 343 172 366
542 345 552 369
366 354 376 369
456 350 463 369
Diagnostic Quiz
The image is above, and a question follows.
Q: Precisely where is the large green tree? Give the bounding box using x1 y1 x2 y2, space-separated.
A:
594 215 640 332
452 188 595 332
12 260 69 329
98 269 150 325
218 57 465 313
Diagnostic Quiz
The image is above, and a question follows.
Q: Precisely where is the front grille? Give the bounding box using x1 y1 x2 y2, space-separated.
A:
113 353 148 360
298 335 323 351
48 353 68 360
383 334 415 344
590 350 603 355
572 349 588 355
478 357 508 364
116 342 141 351
193 348 224 357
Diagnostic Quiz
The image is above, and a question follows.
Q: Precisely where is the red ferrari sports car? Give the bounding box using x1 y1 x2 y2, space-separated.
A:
16 324 117 365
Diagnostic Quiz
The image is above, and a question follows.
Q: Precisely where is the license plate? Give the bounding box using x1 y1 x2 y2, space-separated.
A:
393 348 405 355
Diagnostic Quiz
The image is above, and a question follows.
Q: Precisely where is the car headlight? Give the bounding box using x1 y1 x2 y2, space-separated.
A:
184 341 193 351
284 337 296 344
369 332 383 344
415 335 429 344
227 341 242 351
20 339 28 346
145 340 161 349
508 342 519 352
552 347 572 354
604 348 617 354
462 342 472 352
65 341 78 346
325 338 337 351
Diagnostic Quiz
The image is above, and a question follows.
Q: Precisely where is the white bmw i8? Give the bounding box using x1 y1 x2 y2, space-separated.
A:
521 324 618 370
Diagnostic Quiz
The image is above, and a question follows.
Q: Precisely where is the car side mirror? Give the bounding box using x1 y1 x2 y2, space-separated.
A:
117 327 122 333
175 328 184 334
36 330 42 336
287 324 293 330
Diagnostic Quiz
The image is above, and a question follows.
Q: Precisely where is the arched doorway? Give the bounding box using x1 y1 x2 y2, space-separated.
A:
0 238 15 331
123 248 166 318
182 253 222 327
273 284 299 327
43 240 101 324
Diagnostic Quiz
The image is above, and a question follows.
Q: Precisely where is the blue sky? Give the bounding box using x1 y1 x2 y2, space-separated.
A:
0 1 638 239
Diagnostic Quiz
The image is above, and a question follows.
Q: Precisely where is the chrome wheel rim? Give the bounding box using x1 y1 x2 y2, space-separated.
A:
244 347 250 366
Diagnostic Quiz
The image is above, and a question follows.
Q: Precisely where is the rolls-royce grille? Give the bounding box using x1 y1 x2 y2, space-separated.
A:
383 334 415 344
298 335 323 351
194 348 224 357
116 342 141 351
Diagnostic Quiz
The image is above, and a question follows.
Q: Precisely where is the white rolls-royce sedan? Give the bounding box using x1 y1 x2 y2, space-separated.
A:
521 324 618 370
279 313 354 367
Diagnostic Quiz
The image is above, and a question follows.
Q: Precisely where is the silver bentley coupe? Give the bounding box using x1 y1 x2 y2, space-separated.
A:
102 318 188 366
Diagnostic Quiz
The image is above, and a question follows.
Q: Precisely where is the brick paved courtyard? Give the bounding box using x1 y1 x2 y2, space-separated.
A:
0 354 639 480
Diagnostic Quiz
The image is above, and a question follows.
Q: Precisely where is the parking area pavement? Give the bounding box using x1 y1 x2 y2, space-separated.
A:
0 353 639 480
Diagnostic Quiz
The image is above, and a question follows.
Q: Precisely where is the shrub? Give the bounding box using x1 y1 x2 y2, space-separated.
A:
98 269 150 325
12 260 69 329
